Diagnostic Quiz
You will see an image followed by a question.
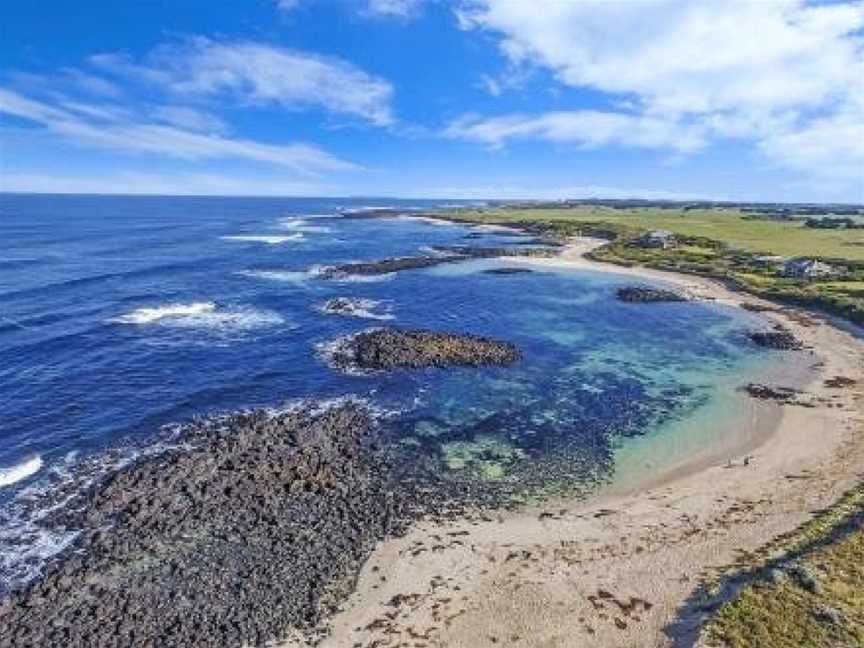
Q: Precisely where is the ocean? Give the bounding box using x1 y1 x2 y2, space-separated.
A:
0 193 785 591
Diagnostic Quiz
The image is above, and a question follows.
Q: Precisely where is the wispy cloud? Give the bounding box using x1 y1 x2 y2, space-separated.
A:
91 37 395 126
274 0 302 11
0 89 358 173
445 110 707 153
365 0 426 19
457 0 864 186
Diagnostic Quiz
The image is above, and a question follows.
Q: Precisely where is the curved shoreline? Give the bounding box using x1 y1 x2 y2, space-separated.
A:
294 235 864 648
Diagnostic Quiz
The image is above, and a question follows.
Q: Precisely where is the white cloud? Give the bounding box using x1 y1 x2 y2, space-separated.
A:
759 109 864 184
152 106 227 133
275 0 301 11
366 0 425 18
457 0 864 186
0 89 357 174
445 110 707 153
92 38 395 126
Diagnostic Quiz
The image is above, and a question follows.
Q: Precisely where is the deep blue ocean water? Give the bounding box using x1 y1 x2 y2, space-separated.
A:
0 194 781 589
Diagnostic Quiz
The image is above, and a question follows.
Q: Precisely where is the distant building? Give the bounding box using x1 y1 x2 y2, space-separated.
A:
636 230 676 249
783 258 844 279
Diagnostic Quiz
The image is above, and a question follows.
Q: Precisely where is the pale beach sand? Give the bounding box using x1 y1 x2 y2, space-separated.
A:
283 238 864 648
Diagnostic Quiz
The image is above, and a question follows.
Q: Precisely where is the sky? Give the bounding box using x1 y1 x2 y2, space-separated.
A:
1 0 863 203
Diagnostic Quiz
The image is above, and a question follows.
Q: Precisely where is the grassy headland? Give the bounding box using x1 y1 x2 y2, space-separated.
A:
701 484 864 647
437 204 864 325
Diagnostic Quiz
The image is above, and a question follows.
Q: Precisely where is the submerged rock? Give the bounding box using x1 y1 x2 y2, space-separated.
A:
441 434 527 480
616 286 688 303
0 404 409 648
747 328 804 350
325 328 521 372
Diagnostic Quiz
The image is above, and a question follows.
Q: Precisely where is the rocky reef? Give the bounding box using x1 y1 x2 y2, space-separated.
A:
747 327 804 350
322 255 463 279
0 404 410 648
316 297 393 320
324 328 521 372
431 244 558 259
321 246 558 280
616 286 688 303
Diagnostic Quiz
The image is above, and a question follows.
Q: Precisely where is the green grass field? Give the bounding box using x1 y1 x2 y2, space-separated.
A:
441 206 864 325
449 207 864 261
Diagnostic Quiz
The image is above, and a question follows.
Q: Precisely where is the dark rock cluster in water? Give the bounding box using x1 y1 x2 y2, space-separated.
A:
322 254 463 278
432 244 558 259
616 286 688 303
747 327 804 350
321 246 558 280
316 297 392 320
0 405 411 648
744 383 801 403
326 328 521 372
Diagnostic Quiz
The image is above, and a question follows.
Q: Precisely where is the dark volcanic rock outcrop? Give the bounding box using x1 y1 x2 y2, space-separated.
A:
322 246 558 280
748 327 804 350
325 328 521 372
322 255 463 278
616 286 688 303
0 405 407 648
432 245 558 259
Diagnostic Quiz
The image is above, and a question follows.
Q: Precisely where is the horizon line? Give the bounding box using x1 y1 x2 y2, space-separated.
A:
2 190 862 208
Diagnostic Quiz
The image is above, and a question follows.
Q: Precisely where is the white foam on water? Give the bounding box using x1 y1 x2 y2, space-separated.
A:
333 272 394 284
0 437 192 591
395 214 455 227
110 302 285 331
0 456 42 488
220 234 304 244
276 217 331 234
238 265 329 284
314 328 386 376
316 298 395 321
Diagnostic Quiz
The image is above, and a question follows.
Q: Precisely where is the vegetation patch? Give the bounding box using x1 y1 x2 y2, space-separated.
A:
701 484 864 647
436 205 864 326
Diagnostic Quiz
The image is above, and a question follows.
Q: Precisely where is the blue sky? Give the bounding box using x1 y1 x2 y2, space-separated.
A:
1 0 862 202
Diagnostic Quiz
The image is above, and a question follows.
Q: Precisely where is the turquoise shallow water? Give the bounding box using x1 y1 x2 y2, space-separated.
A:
0 194 789 589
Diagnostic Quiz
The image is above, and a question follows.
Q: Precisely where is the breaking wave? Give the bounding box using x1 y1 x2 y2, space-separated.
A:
110 302 285 330
316 297 395 321
0 456 43 489
220 234 304 244
276 217 331 234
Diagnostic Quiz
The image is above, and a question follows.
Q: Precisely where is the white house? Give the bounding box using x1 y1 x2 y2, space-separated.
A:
783 258 843 279
637 230 676 249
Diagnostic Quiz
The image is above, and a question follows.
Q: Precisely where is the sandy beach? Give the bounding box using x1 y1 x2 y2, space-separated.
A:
290 237 864 648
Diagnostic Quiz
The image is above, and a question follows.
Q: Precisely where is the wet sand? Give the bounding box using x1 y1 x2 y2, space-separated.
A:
286 237 864 648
